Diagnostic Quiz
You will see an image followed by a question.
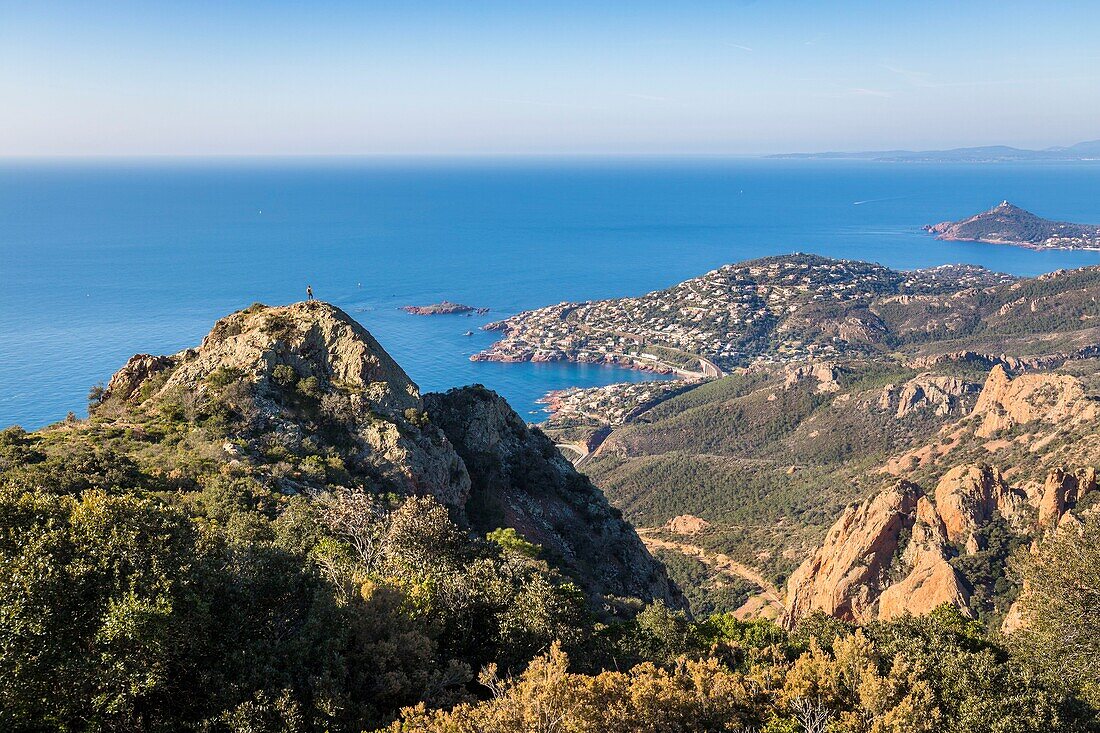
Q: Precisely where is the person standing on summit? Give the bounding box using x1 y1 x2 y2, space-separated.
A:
306 285 314 301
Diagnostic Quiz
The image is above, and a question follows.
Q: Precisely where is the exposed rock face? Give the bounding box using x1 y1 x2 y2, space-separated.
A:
878 554 970 620
879 374 981 418
425 385 684 608
104 354 179 403
971 365 1098 438
785 477 984 629
101 302 467 502
933 464 1022 544
666 514 711 535
169 301 421 413
1038 467 1097 527
878 496 969 620
94 302 679 607
783 481 920 627
784 362 841 393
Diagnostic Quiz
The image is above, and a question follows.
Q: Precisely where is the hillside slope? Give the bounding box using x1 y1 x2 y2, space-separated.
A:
21 301 680 608
523 255 1100 622
925 201 1100 250
475 254 1018 373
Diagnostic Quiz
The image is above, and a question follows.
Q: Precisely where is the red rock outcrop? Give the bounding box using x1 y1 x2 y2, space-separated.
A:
971 365 1098 438
783 481 920 628
933 464 1022 544
879 374 981 418
877 554 970 620
878 496 970 619
784 362 841 393
1038 466 1097 527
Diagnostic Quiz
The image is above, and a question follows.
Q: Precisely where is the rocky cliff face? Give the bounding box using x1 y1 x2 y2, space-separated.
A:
878 374 981 419
782 470 1009 629
970 364 1099 438
93 302 679 607
783 481 920 625
425 385 682 608
785 361 1100 630
101 301 469 504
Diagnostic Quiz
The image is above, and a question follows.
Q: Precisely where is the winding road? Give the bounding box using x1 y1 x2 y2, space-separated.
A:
637 530 786 618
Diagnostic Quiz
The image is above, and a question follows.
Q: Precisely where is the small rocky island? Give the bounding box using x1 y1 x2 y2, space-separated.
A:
925 201 1100 250
402 300 489 315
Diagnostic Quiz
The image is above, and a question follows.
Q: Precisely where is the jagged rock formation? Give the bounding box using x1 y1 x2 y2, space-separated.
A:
92 301 680 607
970 364 1099 438
784 362 841 393
783 472 995 628
932 464 1023 544
1038 467 1097 528
876 495 968 620
425 385 683 607
101 302 466 501
783 481 921 625
878 374 980 418
785 361 1100 630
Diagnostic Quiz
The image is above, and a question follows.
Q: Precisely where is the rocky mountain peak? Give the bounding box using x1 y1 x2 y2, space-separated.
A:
107 301 420 415
971 364 1097 437
92 302 680 608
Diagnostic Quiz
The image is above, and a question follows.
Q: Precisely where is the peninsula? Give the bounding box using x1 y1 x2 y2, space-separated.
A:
925 201 1100 250
472 254 1014 375
401 300 489 315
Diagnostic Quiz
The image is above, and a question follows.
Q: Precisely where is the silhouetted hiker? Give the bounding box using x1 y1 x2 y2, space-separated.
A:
306 285 314 301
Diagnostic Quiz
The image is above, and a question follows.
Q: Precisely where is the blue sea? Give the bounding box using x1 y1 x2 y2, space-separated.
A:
3 158 1100 430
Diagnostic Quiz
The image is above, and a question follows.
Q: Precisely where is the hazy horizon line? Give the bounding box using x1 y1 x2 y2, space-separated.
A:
3 137 1097 163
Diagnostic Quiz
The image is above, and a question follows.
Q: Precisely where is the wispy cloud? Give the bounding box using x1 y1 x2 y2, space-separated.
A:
482 96 607 111
726 42 753 52
882 64 934 87
879 63 1094 90
844 87 892 98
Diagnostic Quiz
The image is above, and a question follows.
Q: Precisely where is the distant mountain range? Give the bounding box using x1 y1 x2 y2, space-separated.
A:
769 139 1100 162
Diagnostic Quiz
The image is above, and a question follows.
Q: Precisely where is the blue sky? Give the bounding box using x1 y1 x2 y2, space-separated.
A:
1 0 1098 155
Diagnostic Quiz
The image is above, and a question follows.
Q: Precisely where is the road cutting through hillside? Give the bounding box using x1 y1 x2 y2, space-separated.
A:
637 530 786 618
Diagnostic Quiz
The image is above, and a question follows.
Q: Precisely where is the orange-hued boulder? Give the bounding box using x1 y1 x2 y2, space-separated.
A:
877 553 970 620
878 494 970 619
783 481 920 627
972 365 1098 438
933 464 1023 544
1038 466 1097 527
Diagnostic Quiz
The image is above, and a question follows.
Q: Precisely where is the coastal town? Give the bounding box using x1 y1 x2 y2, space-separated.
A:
538 379 697 457
474 254 1015 375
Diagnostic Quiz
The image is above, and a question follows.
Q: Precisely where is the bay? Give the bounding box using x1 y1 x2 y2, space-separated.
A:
3 157 1099 429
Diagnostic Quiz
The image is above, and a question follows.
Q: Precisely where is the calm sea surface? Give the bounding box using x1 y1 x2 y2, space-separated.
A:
3 158 1100 429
